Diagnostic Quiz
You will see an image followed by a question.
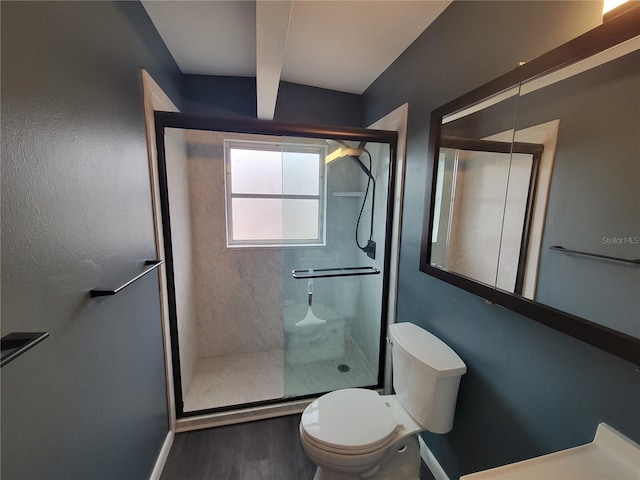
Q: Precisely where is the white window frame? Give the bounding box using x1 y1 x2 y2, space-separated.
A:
224 139 327 248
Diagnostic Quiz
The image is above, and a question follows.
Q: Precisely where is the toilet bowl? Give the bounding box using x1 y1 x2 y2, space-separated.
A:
299 322 467 480
299 389 422 479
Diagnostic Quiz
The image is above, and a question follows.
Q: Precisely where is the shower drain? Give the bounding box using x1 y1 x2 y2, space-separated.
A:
337 364 351 373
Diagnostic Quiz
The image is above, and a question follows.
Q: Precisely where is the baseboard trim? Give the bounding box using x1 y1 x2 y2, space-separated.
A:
419 436 451 480
149 430 174 480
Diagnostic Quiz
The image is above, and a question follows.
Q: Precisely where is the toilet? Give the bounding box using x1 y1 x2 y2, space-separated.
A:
299 322 467 480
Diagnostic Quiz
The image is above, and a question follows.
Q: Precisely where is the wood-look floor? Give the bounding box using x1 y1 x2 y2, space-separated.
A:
161 414 436 480
161 414 315 480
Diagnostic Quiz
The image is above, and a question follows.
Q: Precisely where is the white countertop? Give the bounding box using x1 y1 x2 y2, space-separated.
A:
461 423 640 480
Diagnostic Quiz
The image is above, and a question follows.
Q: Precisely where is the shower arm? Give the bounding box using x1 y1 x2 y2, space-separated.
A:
349 155 373 179
326 140 373 179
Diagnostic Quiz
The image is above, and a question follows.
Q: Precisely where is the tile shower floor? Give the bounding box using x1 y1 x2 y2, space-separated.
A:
183 341 377 412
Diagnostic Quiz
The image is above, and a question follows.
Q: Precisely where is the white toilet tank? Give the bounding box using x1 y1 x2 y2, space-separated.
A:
389 322 466 434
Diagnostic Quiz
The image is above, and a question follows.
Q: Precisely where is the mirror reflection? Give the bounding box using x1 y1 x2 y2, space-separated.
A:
432 88 550 296
427 36 639 339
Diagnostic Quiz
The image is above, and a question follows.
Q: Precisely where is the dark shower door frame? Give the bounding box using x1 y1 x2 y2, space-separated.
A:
154 112 398 418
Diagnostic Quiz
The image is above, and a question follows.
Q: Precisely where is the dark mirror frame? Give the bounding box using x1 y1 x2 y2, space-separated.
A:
420 7 640 365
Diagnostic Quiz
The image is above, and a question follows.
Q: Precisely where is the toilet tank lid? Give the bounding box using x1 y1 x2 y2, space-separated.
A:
389 323 467 377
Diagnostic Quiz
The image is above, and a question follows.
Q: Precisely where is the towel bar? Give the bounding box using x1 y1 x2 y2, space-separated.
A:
292 266 380 279
90 259 164 298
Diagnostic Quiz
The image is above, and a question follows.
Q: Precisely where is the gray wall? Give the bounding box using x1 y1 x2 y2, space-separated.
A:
275 81 363 126
363 1 640 479
180 75 363 127
181 74 258 118
1 2 181 479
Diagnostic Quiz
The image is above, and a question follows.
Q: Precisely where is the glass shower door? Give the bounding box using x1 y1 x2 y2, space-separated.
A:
282 139 391 398
154 114 395 416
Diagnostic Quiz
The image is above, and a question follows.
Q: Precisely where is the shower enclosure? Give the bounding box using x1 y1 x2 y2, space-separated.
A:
155 113 397 417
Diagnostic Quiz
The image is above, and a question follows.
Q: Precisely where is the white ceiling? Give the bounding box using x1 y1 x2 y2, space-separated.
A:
142 0 451 119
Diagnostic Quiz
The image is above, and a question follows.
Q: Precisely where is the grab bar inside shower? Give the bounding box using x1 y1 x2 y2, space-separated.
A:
292 266 380 279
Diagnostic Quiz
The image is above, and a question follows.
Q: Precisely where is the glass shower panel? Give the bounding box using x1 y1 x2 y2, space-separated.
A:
282 139 390 398
157 122 394 416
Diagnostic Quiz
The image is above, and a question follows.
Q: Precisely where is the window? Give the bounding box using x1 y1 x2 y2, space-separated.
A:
224 140 326 247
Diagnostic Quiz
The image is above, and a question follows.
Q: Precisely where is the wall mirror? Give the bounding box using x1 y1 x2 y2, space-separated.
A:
421 7 640 365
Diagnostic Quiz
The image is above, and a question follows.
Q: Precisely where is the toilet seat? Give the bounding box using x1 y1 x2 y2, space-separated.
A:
300 388 398 455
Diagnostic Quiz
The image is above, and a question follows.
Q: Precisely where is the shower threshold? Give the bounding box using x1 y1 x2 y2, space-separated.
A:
176 397 314 433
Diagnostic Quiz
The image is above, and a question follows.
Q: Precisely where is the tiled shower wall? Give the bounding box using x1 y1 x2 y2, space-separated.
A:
183 130 388 375
187 131 284 357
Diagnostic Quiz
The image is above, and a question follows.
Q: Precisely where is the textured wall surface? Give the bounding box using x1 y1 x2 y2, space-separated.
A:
275 81 363 127
1 2 181 478
180 76 363 127
181 74 258 118
363 1 640 479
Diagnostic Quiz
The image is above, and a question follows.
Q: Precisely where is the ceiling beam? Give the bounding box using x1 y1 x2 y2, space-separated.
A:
256 1 293 120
